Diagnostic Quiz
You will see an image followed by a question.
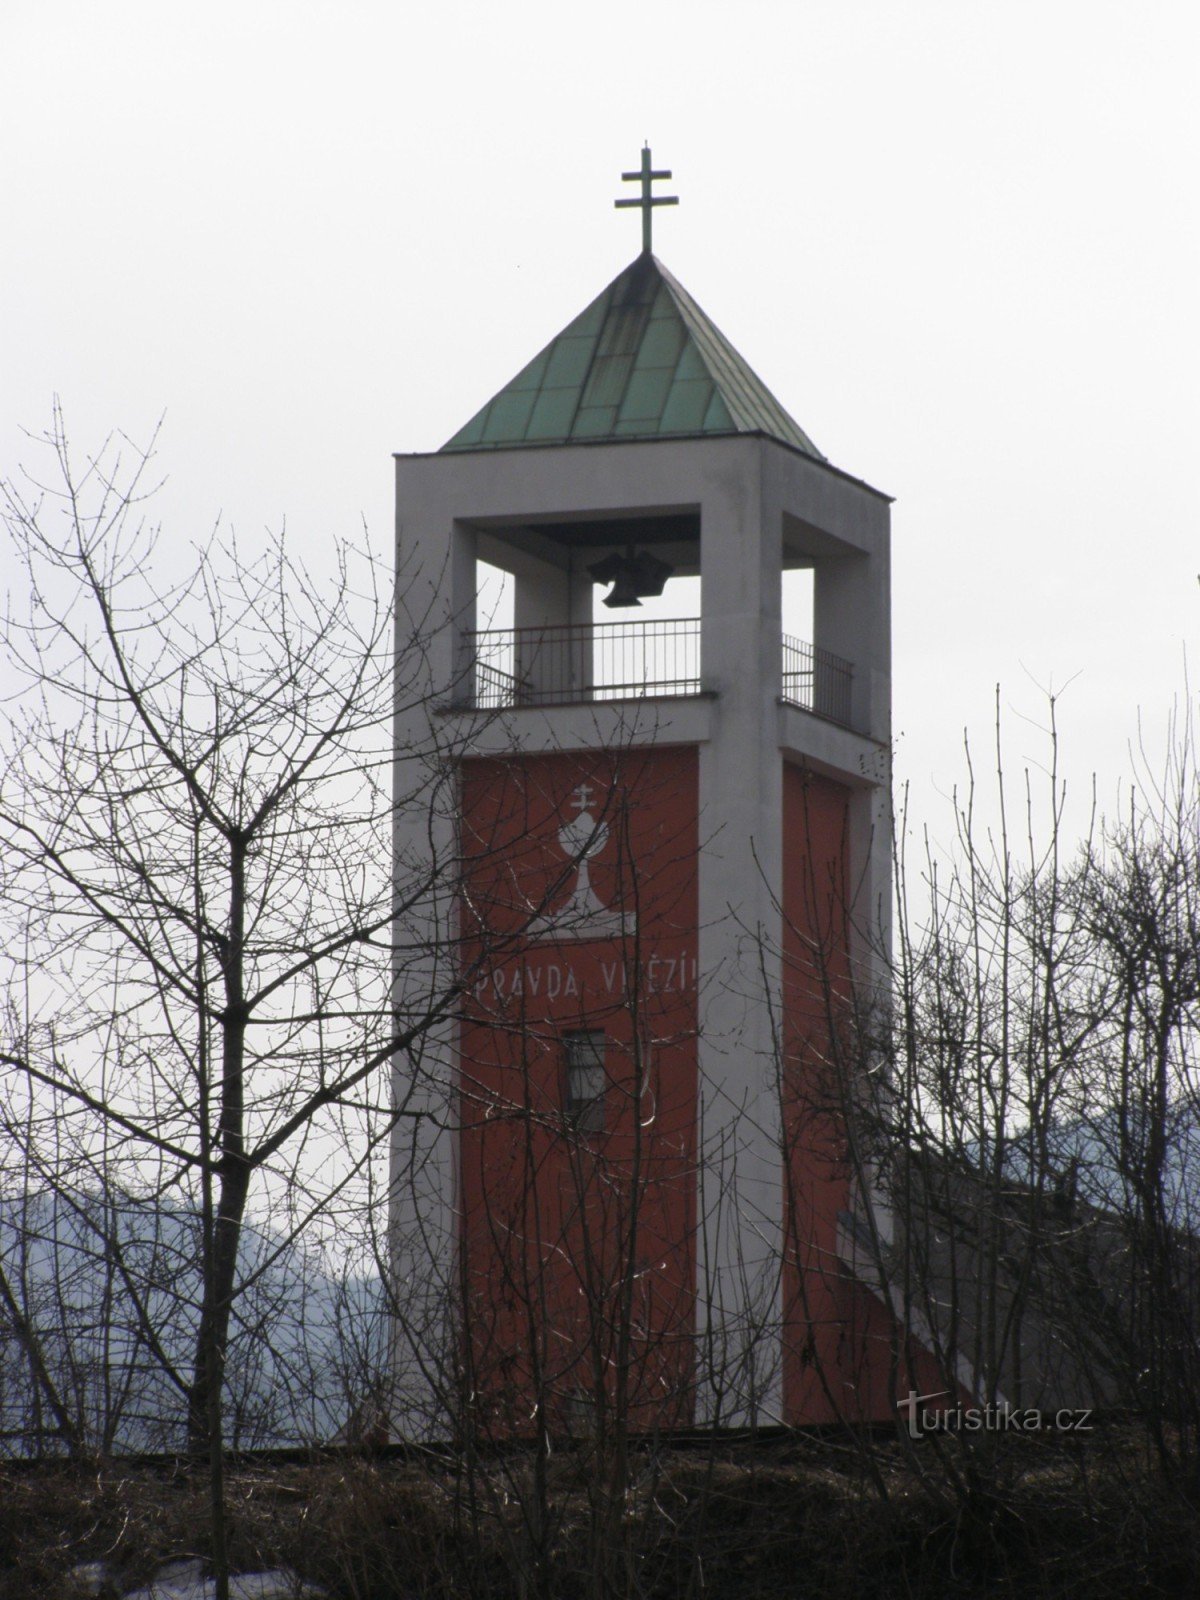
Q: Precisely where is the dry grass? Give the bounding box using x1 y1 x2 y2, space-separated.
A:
1 1429 1197 1599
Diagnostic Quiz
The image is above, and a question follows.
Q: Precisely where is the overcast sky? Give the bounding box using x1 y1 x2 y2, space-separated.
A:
6 1 1198 849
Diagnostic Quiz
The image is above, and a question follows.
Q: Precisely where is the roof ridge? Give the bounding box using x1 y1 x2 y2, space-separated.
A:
651 257 825 460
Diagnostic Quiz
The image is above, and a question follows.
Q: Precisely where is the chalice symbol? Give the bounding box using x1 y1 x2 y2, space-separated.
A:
528 783 634 941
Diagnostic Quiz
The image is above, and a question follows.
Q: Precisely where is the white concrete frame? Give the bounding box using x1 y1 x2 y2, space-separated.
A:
390 434 891 1433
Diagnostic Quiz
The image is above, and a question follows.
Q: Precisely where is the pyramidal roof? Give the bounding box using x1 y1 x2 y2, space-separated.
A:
441 253 824 460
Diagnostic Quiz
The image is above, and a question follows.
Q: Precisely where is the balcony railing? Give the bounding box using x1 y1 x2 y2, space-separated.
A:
467 618 701 709
781 634 854 728
460 619 857 731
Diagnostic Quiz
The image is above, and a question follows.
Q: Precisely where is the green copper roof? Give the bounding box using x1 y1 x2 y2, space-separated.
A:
441 253 824 459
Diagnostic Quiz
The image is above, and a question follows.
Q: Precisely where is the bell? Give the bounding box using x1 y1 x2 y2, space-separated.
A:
587 548 674 609
603 570 644 608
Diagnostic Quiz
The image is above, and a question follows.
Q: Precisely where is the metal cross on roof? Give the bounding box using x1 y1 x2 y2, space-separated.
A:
614 144 678 254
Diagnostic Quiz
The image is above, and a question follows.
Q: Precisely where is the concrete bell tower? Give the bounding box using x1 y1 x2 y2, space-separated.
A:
390 153 900 1437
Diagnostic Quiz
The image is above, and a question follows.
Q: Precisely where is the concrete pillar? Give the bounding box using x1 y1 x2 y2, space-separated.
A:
512 549 593 702
695 454 787 1425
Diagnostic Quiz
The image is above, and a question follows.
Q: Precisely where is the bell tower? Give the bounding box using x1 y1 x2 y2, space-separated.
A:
390 152 901 1435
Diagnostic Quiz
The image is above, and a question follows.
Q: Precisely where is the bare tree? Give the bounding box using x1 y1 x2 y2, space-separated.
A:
0 407 482 1593
1062 714 1200 1491
851 694 1200 1507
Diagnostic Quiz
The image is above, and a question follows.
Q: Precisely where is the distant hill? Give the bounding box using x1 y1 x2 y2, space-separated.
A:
991 1103 1200 1229
0 1189 386 1456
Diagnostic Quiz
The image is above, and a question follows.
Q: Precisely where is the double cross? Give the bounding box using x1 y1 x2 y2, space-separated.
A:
614 144 678 254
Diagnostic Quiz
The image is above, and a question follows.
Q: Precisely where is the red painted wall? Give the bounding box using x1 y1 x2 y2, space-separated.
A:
459 746 699 1434
780 763 856 1421
780 762 956 1423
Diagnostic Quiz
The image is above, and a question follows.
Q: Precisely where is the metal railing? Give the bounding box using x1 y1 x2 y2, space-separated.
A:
466 618 702 708
462 619 857 731
473 659 524 709
781 634 854 728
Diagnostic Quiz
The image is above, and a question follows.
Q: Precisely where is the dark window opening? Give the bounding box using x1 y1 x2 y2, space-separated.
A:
564 1030 607 1133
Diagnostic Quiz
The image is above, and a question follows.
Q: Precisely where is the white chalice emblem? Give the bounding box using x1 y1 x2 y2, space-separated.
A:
527 783 634 942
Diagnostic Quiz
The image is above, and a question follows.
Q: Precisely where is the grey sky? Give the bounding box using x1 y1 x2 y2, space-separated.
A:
6 0 1197 841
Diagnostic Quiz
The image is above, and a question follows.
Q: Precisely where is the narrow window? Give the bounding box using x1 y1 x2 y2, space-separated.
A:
563 1030 607 1133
